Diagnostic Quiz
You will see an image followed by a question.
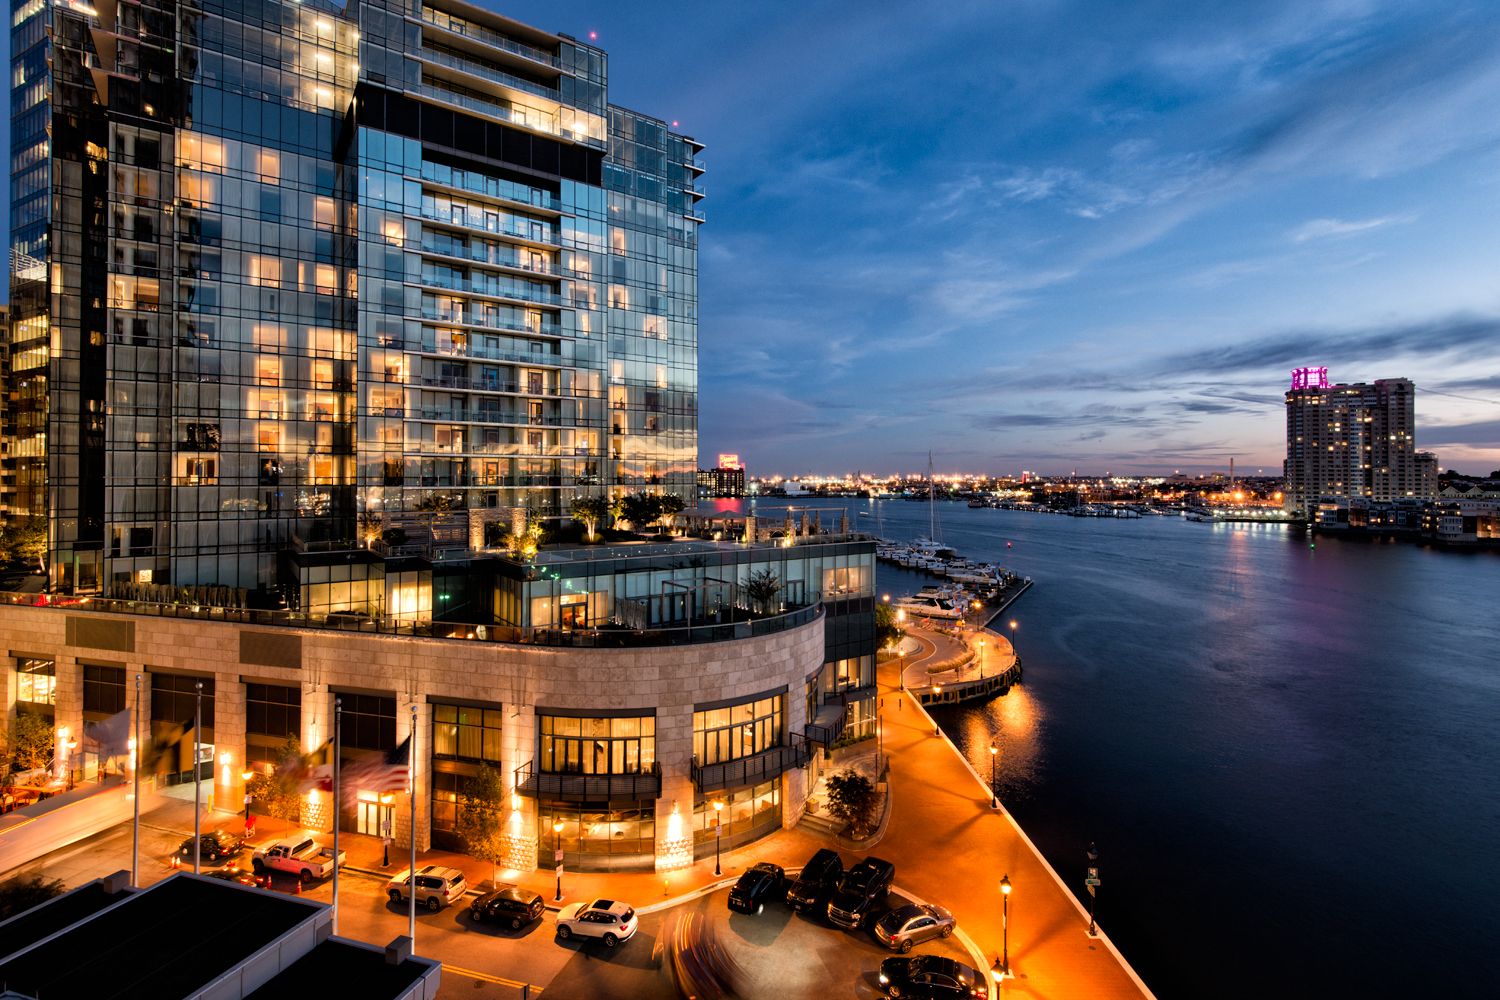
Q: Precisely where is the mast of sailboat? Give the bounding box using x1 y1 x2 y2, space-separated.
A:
929 451 935 540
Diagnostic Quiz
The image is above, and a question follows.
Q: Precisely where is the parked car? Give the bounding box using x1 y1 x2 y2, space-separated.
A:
175 830 245 865
827 856 896 929
727 862 785 914
786 848 844 914
555 898 638 947
470 885 545 929
201 865 268 888
252 836 346 883
878 955 987 998
874 903 956 953
386 865 468 911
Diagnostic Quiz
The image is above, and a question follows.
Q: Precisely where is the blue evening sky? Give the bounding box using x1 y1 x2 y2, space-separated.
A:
501 0 1500 477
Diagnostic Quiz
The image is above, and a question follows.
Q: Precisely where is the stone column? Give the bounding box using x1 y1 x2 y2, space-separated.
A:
213 675 247 822
500 701 537 872
54 655 83 781
655 698 695 873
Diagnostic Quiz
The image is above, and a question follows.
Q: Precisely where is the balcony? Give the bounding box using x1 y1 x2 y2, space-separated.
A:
418 205 560 245
418 272 562 306
418 309 561 339
691 739 812 793
513 760 662 802
420 241 561 277
420 7 562 69
805 702 849 748
419 45 561 102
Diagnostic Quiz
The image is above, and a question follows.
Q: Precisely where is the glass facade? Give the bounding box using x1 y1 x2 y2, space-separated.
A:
433 703 504 761
538 798 656 857
692 696 784 766
539 714 656 774
693 780 780 845
11 0 703 609
15 658 55 706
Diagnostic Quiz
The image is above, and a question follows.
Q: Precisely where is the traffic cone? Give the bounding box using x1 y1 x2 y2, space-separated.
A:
293 877 301 895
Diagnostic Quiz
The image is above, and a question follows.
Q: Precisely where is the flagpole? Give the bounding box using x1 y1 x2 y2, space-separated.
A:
194 680 202 875
132 673 141 887
332 698 341 935
409 702 417 945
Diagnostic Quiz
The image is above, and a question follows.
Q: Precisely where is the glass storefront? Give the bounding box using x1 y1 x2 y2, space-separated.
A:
693 779 780 845
537 799 656 856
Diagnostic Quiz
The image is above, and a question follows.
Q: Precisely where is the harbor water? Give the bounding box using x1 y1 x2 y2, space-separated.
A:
705 496 1500 999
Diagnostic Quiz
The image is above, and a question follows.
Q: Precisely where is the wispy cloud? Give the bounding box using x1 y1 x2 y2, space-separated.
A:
1288 217 1391 241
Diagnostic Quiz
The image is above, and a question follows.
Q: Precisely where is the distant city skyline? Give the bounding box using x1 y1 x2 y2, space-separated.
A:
492 0 1500 476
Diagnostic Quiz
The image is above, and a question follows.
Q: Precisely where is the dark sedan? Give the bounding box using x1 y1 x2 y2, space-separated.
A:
202 866 268 888
786 848 843 913
727 862 785 914
469 886 546 929
176 830 245 864
878 956 987 998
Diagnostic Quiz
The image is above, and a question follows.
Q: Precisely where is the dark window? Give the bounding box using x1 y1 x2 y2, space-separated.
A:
337 692 396 750
432 704 503 762
246 682 301 738
152 673 214 728
83 664 127 714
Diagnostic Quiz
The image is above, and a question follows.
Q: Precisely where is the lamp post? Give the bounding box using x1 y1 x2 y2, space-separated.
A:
241 769 254 827
994 874 1012 979
381 795 393 867
193 680 202 875
712 800 724 876
988 742 998 808
1009 620 1018 663
978 639 986 679
131 674 141 888
1086 842 1099 937
553 820 565 901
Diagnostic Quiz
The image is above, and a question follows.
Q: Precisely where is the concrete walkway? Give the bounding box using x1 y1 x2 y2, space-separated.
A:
883 627 1154 998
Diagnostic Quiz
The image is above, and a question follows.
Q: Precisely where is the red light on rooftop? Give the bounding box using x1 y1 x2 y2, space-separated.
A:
589 31 597 39
1291 367 1329 390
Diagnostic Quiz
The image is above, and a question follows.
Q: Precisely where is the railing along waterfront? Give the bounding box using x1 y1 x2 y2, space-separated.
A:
0 592 824 649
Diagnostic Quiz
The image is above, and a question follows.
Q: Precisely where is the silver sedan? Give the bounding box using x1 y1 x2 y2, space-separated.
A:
872 903 956 953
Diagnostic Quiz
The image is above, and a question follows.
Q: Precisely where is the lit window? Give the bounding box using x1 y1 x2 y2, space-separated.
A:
257 150 280 183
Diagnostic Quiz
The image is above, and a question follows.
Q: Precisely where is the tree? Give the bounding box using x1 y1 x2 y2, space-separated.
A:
744 569 783 615
824 769 878 836
616 493 660 533
655 494 687 532
482 520 511 548
12 518 45 573
381 527 410 548
246 738 304 837
9 714 53 773
455 763 508 885
357 512 383 548
569 495 612 542
414 494 457 512
876 603 907 651
0 875 65 921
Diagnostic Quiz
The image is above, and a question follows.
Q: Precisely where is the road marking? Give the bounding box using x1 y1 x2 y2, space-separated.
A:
443 965 540 991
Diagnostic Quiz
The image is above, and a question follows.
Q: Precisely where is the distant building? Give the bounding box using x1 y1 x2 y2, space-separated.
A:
697 464 746 497
1284 368 1433 516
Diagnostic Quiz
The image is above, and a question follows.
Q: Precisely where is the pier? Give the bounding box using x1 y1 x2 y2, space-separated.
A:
899 624 1023 706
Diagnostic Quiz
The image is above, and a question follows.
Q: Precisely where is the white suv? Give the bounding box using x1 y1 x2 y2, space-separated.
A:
555 898 638 947
386 865 468 911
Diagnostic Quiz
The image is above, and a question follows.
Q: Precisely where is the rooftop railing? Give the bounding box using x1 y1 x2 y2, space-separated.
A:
0 591 824 649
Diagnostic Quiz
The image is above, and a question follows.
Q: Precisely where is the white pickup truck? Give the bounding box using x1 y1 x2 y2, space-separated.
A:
251 836 346 883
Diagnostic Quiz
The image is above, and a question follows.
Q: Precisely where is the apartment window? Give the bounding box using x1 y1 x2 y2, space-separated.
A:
246 683 301 739
432 704 504 762
83 665 127 715
337 693 396 751
693 696 784 766
539 715 656 775
152 674 214 728
16 657 55 705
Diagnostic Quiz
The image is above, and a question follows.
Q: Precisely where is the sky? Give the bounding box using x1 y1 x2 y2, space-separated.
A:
13 1 1500 478
496 0 1500 478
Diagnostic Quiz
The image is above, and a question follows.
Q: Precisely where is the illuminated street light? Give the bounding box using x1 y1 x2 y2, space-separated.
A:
988 742 999 808
553 821 565 901
713 800 725 875
994 874 1013 979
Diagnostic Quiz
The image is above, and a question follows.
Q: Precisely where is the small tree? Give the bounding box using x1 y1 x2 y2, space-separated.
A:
0 875 65 920
381 526 410 548
569 495 612 542
824 768 878 836
876 603 907 651
246 738 304 837
616 493 660 533
9 714 54 774
655 493 687 533
744 569 783 615
455 763 507 885
357 512 383 548
483 520 511 548
13 517 46 573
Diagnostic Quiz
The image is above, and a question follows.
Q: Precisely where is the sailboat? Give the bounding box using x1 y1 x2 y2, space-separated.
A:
912 451 956 557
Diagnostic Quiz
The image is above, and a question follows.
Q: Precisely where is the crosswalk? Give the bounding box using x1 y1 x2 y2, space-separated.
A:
442 963 540 992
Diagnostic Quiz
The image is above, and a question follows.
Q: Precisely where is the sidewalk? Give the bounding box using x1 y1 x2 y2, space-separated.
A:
884 627 1154 998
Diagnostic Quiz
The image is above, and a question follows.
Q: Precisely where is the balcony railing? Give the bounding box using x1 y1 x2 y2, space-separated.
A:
420 45 561 102
418 309 561 339
418 273 562 306
0 593 824 650
691 738 812 793
420 7 562 69
420 242 561 276
418 206 560 245
513 760 662 802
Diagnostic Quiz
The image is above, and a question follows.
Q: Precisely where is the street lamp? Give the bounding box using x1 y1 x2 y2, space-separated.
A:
712 800 724 876
553 820 565 901
994 874 1012 979
988 742 998 808
1009 620 1018 663
1086 842 1099 937
978 639 986 679
381 795 393 867
241 770 254 829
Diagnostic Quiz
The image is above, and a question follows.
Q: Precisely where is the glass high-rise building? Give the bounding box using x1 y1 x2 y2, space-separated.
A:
9 0 703 601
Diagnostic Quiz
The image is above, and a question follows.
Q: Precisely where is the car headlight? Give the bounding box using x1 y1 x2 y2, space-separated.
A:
878 974 889 984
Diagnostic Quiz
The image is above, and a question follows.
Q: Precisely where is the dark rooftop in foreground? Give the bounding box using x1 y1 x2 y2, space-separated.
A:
244 938 432 999
0 875 323 1000
0 881 128 958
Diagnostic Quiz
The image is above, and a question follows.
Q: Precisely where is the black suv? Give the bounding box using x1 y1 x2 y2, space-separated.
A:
727 862 785 914
470 886 546 929
176 830 245 865
827 856 895 929
786 848 844 914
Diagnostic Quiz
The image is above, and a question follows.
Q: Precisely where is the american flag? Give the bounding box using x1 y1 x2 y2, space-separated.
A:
339 737 412 808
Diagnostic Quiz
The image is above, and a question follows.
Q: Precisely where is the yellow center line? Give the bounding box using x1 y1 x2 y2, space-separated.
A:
442 964 539 990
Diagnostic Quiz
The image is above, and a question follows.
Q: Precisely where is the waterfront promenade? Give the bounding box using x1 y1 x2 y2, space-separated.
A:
7 627 1154 999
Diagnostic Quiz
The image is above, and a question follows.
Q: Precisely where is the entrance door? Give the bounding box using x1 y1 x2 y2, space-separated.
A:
357 801 393 837
560 595 587 630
